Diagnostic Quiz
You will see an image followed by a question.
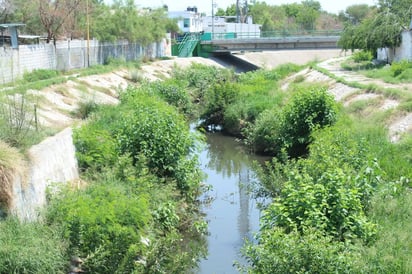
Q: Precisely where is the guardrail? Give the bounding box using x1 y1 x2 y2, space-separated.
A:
201 29 342 41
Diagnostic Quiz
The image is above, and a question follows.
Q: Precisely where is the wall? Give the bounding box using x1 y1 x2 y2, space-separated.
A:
377 30 412 63
11 128 79 221
0 38 170 84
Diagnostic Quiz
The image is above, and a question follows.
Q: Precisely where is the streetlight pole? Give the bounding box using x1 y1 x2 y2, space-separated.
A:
86 0 90 67
211 0 215 40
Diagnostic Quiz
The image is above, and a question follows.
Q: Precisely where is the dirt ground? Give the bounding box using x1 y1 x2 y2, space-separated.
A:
29 50 411 143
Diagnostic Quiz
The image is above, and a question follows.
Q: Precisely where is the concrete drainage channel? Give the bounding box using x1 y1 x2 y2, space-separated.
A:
210 53 260 73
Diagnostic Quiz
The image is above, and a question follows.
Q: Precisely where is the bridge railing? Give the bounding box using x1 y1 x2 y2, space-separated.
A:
201 29 342 41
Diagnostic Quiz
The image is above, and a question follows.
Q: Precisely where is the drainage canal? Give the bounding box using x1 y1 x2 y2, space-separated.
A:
196 131 268 273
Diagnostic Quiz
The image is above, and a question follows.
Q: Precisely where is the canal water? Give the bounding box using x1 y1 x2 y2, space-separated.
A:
196 131 269 274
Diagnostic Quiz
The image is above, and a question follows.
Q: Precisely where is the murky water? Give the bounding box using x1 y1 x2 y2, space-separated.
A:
196 132 268 274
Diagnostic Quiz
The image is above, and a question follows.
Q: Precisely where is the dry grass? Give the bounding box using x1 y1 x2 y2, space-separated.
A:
0 141 26 212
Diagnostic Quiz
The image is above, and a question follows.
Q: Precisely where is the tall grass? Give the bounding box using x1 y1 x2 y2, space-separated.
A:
0 218 67 273
0 141 26 214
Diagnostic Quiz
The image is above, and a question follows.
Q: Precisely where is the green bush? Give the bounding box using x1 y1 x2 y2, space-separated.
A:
201 81 238 127
353 50 373 63
281 87 338 156
0 218 66 273
241 227 355 274
391 60 411 77
147 80 193 115
23 69 60 82
117 90 195 178
47 181 150 273
247 87 337 157
73 125 118 171
261 163 378 242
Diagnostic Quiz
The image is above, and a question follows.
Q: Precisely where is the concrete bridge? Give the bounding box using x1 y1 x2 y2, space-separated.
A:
201 34 340 53
175 30 341 57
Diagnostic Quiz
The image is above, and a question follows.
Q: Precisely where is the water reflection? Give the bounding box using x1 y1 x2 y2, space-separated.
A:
197 132 269 274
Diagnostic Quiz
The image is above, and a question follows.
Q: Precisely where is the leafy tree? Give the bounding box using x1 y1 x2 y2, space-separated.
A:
340 4 373 24
0 0 13 23
302 0 321 12
339 0 410 52
37 0 83 43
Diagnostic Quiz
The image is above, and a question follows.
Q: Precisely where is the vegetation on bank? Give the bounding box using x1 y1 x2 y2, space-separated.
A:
0 57 411 273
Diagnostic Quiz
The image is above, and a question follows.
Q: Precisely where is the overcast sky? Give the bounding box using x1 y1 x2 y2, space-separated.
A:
109 0 378 15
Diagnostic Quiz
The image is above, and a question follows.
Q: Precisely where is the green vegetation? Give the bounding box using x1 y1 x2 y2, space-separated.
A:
339 1 411 53
0 218 66 273
2 1 178 45
0 56 411 273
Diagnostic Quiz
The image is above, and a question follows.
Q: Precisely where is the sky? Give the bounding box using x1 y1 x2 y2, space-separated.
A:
114 0 378 16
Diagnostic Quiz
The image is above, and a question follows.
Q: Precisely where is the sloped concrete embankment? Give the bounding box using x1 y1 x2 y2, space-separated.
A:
11 128 79 221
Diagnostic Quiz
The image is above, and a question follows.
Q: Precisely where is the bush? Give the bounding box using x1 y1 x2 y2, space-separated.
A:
247 87 338 157
73 125 118 171
391 60 411 77
47 181 150 273
352 50 373 63
117 89 195 178
0 93 41 148
147 80 193 115
241 227 355 274
23 69 60 82
0 218 66 273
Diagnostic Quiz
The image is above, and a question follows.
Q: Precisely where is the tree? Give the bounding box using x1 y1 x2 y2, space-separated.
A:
341 4 373 24
0 0 13 23
37 0 82 43
338 1 407 53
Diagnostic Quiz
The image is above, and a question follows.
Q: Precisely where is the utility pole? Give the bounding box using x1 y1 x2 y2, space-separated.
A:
86 0 90 67
212 0 215 40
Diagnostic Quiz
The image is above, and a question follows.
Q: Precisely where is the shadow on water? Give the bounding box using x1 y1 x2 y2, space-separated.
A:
196 131 269 274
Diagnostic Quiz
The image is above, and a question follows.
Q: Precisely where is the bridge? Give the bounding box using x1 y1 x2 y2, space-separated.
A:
174 30 341 57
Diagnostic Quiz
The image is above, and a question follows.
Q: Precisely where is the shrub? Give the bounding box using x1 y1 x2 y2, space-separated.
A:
352 50 373 63
247 87 338 157
47 181 150 273
73 100 99 119
0 93 40 148
148 80 193 115
73 125 118 171
241 227 355 274
23 69 60 82
0 218 66 273
261 164 378 242
117 90 195 178
391 60 411 77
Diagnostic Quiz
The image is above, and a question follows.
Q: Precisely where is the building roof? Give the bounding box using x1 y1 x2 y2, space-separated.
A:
0 23 26 29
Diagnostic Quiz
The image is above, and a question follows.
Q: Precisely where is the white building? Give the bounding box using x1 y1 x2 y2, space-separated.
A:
168 8 203 34
202 16 261 39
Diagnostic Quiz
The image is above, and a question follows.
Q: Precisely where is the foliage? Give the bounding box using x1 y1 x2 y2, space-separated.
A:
339 4 373 25
142 79 193 115
338 1 409 52
0 141 25 214
261 163 378 242
73 125 118 171
23 69 60 82
201 81 238 128
116 89 195 178
47 180 150 273
351 180 412 273
0 218 66 273
390 59 412 77
241 227 356 274
0 93 44 148
352 50 373 63
246 86 337 157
